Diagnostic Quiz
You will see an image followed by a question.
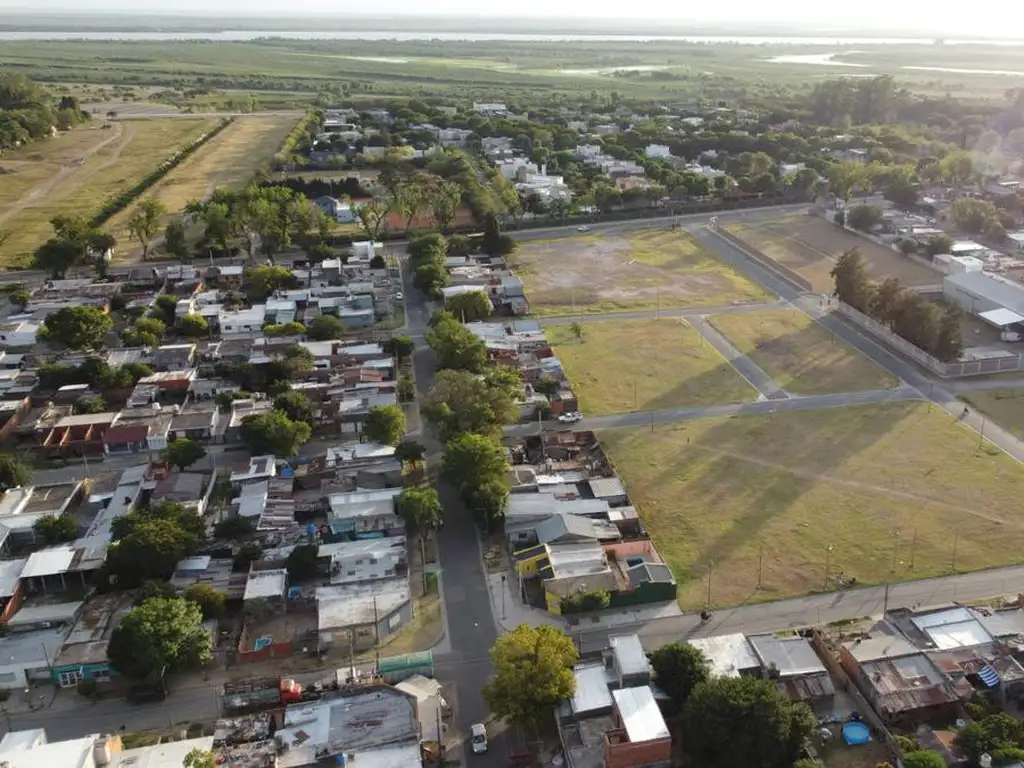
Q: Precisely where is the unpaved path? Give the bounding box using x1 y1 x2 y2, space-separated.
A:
0 122 127 227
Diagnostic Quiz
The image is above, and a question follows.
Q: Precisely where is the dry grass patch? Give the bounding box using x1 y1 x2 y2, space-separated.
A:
107 115 300 248
961 390 1024 440
601 401 1024 609
0 118 218 267
726 215 941 292
709 308 899 394
511 228 768 316
546 318 756 414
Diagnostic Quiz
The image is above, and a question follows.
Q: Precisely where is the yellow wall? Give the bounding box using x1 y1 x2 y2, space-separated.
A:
545 590 562 615
515 552 546 577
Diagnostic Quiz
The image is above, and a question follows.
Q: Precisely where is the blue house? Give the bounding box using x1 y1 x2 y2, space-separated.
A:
49 593 133 688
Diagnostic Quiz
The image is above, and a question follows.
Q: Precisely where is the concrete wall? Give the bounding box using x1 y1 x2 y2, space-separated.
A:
604 728 672 768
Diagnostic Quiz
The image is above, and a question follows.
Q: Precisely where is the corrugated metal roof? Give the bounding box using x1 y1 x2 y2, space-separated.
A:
22 546 76 578
570 662 614 715
610 634 648 678
689 634 759 677
612 687 669 743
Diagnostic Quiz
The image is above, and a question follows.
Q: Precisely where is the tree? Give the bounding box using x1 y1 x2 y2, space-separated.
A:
483 624 579 731
33 513 78 545
445 290 491 322
286 543 319 580
681 676 815 768
183 583 226 619
954 713 1024 765
127 199 166 259
422 369 516 441
77 396 106 415
649 643 711 714
164 219 190 262
426 180 463 232
949 197 999 234
395 440 426 469
153 294 179 325
183 749 217 768
396 487 443 530
414 262 449 298
7 285 30 310
264 321 306 337
392 335 414 361
274 390 316 426
363 404 406 446
830 248 872 313
106 597 211 680
934 304 964 362
180 314 210 338
845 204 883 232
240 411 311 457
306 314 345 341
162 438 206 472
0 455 30 490
869 277 905 328
355 197 393 241
39 306 112 349
462 477 509 527
425 314 488 373
398 373 415 402
135 580 177 605
884 177 918 211
569 321 584 342
925 234 954 257
213 515 255 539
443 432 507 492
246 264 298 298
901 752 945 768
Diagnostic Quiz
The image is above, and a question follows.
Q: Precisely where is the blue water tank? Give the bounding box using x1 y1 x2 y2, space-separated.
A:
336 754 347 766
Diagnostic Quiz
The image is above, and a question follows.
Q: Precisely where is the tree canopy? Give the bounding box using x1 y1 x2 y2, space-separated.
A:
39 306 113 349
483 624 579 731
274 390 317 426
107 597 211 680
162 438 207 472
240 411 311 456
363 404 406 446
681 676 815 768
426 312 488 372
422 369 516 441
649 642 711 714
445 290 492 323
396 487 443 530
183 583 227 619
33 514 78 545
0 454 30 490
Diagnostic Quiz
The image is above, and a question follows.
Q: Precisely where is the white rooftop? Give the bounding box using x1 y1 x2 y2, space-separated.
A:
0 557 27 596
612 687 669 743
0 735 94 768
570 662 614 715
610 634 648 678
110 737 215 768
911 606 994 650
317 579 410 630
244 568 287 601
688 634 760 677
21 546 76 578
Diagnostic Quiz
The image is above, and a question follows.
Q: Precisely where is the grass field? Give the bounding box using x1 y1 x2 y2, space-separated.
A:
601 401 1024 608
708 309 899 395
545 318 756 414
106 115 299 249
511 229 769 316
961 390 1024 439
0 118 218 267
726 215 941 292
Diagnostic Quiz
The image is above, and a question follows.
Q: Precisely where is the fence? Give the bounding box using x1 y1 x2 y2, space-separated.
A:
835 300 1021 377
711 226 814 292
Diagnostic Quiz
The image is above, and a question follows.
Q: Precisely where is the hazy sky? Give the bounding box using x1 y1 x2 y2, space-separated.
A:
0 1 1020 39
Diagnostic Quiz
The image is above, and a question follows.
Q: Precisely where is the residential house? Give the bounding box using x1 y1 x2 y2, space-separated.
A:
747 633 836 714
645 144 672 159
473 102 509 116
0 322 40 348
38 411 118 458
688 633 762 678
0 627 64 690
319 537 407 585
326 487 404 539
314 196 355 223
169 405 219 441
317 579 412 651
50 592 134 687
218 305 267 335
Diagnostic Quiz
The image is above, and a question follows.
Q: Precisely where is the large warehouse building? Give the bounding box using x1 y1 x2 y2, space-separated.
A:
943 271 1024 333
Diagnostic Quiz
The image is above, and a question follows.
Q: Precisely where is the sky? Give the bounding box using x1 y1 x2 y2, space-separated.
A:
0 1 1019 39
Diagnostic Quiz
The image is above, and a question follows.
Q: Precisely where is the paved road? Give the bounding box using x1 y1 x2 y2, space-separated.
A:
506 386 924 437
688 316 788 400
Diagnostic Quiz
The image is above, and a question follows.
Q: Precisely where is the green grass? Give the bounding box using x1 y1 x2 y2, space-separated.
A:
601 401 1024 609
0 118 218 267
708 309 899 395
961 390 1024 440
546 317 756 414
512 229 769 317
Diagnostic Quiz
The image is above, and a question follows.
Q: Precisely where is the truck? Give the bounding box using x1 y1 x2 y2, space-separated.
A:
220 677 314 715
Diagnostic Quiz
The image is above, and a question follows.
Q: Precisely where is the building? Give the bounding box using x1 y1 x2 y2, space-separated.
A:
317 579 412 651
327 487 404 538
0 627 64 689
473 102 508 116
314 196 355 223
604 687 671 768
747 633 835 713
218 305 267 335
644 144 672 159
0 321 40 348
0 730 213 768
50 592 134 687
943 270 1024 331
687 633 761 678
319 537 407 585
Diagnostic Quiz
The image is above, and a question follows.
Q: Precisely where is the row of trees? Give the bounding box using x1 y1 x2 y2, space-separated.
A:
483 624 815 767
831 249 963 362
409 232 450 299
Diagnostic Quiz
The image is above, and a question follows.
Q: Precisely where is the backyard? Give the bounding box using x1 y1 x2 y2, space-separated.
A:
600 401 1024 608
510 228 770 316
107 115 300 250
726 215 941 293
708 308 899 395
546 317 756 414
0 117 219 267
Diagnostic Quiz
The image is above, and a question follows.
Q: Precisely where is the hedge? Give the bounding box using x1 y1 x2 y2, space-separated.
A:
88 117 234 228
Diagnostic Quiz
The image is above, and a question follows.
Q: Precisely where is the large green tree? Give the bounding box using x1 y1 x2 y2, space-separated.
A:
681 676 815 768
445 290 492 322
306 314 345 341
442 432 508 493
422 369 516 441
33 514 78 545
39 306 113 349
161 438 206 472
274 390 316 426
396 487 443 530
126 199 167 259
830 248 872 313
107 597 211 680
240 411 311 456
425 314 488 373
482 624 579 731
246 264 298 298
363 404 406 446
649 643 711 714
0 454 30 490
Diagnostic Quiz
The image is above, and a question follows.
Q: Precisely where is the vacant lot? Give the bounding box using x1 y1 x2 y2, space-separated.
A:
601 401 1024 608
0 118 218 267
511 228 769 316
961 389 1024 439
107 115 299 247
726 215 941 292
546 318 756 414
709 309 899 394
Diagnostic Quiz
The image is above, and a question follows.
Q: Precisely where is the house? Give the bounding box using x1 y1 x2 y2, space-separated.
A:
473 102 509 116
645 144 672 159
688 633 762 678
151 471 212 515
0 627 64 689
169 406 219 441
38 411 119 458
314 196 355 223
50 592 134 687
747 633 835 713
327 487 404 538
515 540 615 615
317 579 412 651
319 537 407 585
229 454 276 486
603 687 671 768
101 409 172 455
0 322 40 348
243 568 288 606
0 482 82 548
943 270 1024 329
218 305 267 335
225 398 273 443
0 731 213 768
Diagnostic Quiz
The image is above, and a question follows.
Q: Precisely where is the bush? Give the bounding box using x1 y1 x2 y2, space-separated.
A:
561 589 611 613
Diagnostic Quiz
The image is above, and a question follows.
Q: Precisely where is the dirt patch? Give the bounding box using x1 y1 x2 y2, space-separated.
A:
511 228 768 316
728 215 942 291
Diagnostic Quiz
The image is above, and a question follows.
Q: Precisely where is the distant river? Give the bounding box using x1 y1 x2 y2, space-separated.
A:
4 30 1024 43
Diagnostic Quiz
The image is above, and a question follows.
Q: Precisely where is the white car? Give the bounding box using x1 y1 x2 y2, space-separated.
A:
557 411 583 424
577 225 590 232
394 292 404 302
470 723 488 754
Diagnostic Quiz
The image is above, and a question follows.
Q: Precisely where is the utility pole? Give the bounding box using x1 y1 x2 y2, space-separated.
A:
951 529 960 572
706 560 713 609
979 415 986 449
633 381 637 411
500 573 507 620
757 545 764 591
823 545 833 590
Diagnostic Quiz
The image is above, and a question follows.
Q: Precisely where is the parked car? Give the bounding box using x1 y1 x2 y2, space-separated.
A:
471 723 488 754
557 411 583 424
577 225 590 232
395 292 404 302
